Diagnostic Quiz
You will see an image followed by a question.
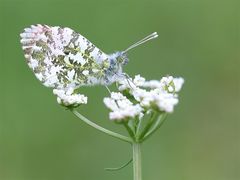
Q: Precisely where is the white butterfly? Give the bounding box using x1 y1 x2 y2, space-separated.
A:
20 24 158 90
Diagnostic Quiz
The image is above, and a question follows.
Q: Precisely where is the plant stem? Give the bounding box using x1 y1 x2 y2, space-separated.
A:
133 143 142 180
138 112 158 141
142 113 167 142
71 109 132 144
124 122 135 139
105 158 133 171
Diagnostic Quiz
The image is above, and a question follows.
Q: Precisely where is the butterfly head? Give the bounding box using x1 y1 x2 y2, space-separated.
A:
116 51 129 65
109 52 129 71
103 52 128 84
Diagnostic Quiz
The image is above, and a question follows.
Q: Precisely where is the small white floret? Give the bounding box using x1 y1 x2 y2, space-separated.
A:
117 75 184 113
173 77 184 92
53 89 87 107
133 75 145 86
103 92 143 121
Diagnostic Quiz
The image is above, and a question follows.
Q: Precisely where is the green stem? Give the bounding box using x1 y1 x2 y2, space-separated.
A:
138 112 158 141
105 158 133 171
133 143 142 180
136 118 143 136
71 109 132 144
124 122 135 139
142 113 167 142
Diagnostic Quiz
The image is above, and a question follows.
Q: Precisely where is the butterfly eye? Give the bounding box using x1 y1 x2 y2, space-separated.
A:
64 50 70 55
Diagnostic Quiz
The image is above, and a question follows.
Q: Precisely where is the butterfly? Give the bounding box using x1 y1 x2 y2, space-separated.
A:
20 24 158 91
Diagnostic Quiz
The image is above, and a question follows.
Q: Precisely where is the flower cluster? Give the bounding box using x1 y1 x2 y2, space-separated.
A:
103 92 143 121
104 75 184 121
53 88 87 107
52 74 183 122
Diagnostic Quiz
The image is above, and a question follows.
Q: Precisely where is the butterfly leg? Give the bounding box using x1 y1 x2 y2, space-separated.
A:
122 73 135 90
105 85 112 94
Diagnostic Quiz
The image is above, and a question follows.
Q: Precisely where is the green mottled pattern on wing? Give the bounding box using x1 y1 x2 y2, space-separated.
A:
20 24 110 90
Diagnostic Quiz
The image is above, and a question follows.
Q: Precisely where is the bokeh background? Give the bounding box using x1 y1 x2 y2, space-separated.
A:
0 0 239 179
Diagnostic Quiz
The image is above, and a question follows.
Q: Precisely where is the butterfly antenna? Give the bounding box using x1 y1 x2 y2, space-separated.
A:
123 32 158 53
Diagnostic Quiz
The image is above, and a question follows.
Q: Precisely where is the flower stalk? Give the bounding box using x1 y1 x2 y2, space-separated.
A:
71 109 132 144
142 113 167 142
133 143 142 180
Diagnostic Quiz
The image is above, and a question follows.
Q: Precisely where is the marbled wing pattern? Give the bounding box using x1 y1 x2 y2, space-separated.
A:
20 24 111 90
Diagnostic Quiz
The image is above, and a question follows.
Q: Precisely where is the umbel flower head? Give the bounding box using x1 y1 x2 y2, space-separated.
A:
103 92 143 122
53 88 87 107
52 74 184 122
104 75 184 121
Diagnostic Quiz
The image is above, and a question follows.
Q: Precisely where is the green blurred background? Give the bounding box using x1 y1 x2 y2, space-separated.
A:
0 0 239 179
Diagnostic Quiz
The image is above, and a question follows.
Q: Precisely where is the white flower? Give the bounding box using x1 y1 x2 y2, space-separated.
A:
107 74 183 117
133 75 145 86
141 76 174 92
103 92 143 121
138 76 184 93
132 88 179 113
153 91 179 113
120 75 184 113
160 76 174 85
53 89 87 107
118 75 146 91
109 104 143 121
110 92 126 101
173 77 184 92
159 76 174 92
118 78 136 91
118 75 184 93
142 80 162 89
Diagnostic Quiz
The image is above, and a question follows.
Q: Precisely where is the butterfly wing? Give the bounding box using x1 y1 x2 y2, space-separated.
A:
20 24 110 89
